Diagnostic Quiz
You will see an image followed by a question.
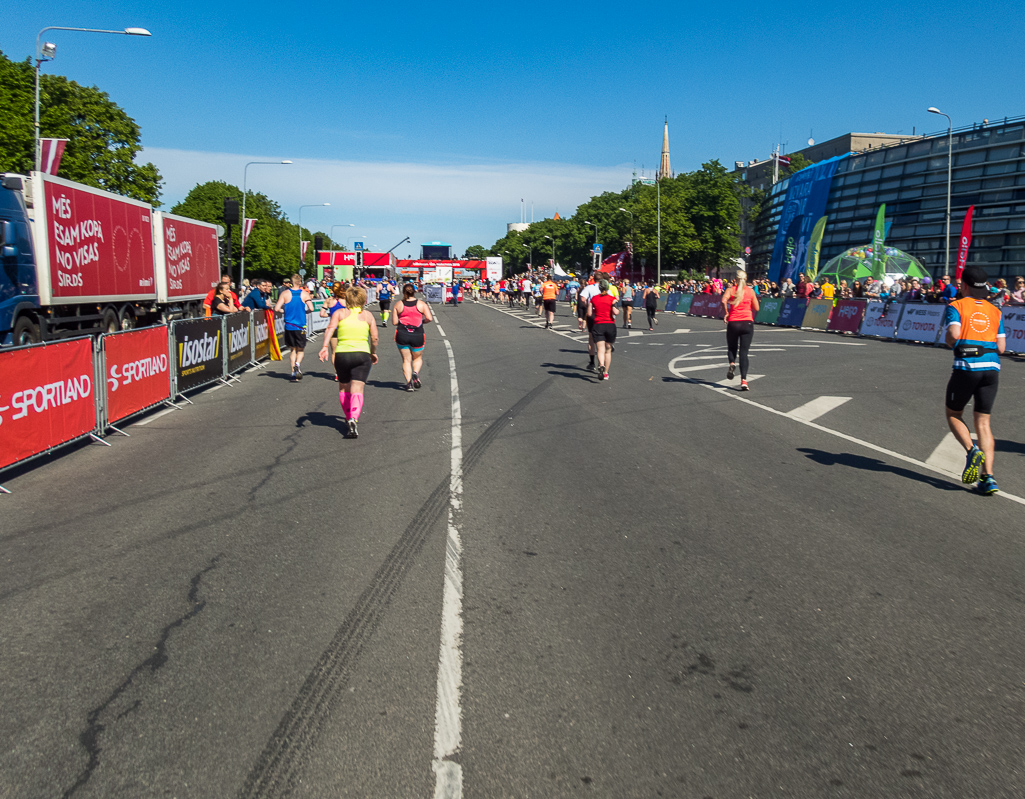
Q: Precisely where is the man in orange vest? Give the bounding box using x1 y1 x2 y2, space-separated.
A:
943 265 1006 495
541 276 559 328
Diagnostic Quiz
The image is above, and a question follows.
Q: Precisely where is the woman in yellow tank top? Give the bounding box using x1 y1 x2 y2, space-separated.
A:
319 285 379 438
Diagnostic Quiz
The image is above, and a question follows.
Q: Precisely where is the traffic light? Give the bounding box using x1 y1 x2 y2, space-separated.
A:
355 250 363 268
314 235 323 251
223 197 240 225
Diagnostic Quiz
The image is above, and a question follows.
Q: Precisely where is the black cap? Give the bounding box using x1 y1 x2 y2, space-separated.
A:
961 265 989 288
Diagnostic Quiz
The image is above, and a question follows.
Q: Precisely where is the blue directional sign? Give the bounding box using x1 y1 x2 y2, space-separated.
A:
354 241 364 251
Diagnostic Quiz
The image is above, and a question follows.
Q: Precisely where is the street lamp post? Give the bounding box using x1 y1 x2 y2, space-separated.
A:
583 221 598 274
240 160 292 289
298 203 330 277
543 235 556 271
928 107 953 276
35 26 152 172
656 179 662 285
330 224 355 247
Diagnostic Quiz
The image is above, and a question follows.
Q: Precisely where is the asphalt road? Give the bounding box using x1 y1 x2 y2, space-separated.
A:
2 299 1024 798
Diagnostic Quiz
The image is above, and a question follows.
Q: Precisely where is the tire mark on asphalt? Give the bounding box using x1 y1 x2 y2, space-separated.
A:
62 555 222 798
239 377 554 799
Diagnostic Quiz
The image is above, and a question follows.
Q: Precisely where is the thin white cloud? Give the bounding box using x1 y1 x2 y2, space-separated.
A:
142 147 630 253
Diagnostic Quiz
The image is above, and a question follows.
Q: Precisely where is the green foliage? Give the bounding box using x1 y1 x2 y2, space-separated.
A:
463 244 488 260
0 49 162 205
782 152 813 179
170 181 338 281
484 159 743 277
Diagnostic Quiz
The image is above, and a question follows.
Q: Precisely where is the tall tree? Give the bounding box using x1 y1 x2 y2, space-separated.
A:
0 50 162 205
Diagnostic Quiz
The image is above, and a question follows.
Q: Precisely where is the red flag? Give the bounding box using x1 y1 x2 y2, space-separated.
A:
242 218 257 251
955 205 974 281
39 138 69 175
301 241 310 263
265 310 282 361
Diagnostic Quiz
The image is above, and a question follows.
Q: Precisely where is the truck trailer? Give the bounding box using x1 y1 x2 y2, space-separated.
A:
0 172 221 347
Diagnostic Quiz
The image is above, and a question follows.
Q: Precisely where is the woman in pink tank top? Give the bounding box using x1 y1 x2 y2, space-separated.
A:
721 270 760 390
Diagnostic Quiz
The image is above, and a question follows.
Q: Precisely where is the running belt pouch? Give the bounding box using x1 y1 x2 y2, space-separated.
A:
954 344 986 359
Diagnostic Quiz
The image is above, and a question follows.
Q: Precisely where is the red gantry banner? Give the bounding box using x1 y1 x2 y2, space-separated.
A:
103 326 171 425
0 339 96 470
955 205 975 281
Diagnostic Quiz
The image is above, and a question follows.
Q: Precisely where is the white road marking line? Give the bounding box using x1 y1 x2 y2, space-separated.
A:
787 396 852 423
800 339 867 346
433 337 464 798
926 432 974 476
435 323 447 337
673 362 732 373
671 355 724 361
671 364 1025 507
715 374 764 388
133 407 176 426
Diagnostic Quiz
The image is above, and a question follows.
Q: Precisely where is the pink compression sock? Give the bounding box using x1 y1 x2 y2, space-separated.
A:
349 393 365 421
339 390 350 418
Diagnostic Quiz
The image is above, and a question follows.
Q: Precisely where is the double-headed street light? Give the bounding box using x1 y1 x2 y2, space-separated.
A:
35 26 152 172
298 203 330 275
240 160 292 288
331 223 355 246
928 107 954 276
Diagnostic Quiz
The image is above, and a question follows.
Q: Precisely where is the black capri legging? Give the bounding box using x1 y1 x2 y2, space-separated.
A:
726 320 755 379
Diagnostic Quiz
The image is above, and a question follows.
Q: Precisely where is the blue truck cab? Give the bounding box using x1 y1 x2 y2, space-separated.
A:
0 175 42 347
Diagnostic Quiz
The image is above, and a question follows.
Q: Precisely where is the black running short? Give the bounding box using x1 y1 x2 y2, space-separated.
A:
394 325 426 350
946 369 999 414
591 322 617 344
543 299 556 312
577 300 588 320
535 295 544 306
284 329 307 349
334 351 373 383
379 299 391 311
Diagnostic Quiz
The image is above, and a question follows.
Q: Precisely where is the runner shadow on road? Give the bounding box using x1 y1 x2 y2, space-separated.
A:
996 438 1025 458
796 448 961 492
295 411 345 433
366 378 409 391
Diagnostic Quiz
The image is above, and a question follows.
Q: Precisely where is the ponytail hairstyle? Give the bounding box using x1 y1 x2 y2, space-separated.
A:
731 269 748 307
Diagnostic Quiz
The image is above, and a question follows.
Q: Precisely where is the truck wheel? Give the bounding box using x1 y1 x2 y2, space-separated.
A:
119 306 136 331
101 308 119 334
13 316 41 346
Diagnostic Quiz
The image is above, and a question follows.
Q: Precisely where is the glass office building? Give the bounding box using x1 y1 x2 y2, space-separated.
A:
746 116 1025 283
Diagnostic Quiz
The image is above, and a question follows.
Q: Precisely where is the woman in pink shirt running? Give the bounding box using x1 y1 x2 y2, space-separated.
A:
721 270 760 391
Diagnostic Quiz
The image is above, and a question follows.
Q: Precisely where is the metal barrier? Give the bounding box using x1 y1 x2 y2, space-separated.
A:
0 336 104 491
99 324 176 436
170 316 228 400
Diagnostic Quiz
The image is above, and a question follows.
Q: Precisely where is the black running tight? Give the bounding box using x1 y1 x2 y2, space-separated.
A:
726 320 754 379
646 307 656 327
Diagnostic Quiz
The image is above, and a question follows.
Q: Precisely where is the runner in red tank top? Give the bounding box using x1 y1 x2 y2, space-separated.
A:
721 270 760 390
587 280 619 380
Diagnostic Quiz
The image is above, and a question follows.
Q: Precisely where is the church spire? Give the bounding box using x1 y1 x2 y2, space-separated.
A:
658 117 672 180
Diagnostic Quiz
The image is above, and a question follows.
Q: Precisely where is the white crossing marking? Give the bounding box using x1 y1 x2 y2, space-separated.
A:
714 374 764 388
787 396 852 423
800 339 867 346
926 432 974 476
673 362 732 373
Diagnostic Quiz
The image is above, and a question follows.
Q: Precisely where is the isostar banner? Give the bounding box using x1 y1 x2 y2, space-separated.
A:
896 304 945 344
225 313 252 374
172 317 223 393
859 300 901 338
827 300 867 333
37 173 157 303
955 205 975 281
768 155 843 284
103 325 171 425
0 339 96 470
155 212 221 300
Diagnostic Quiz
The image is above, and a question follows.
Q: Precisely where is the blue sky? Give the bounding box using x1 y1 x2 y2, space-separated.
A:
6 0 1025 257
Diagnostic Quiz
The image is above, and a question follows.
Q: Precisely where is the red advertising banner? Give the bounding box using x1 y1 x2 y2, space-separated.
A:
161 215 220 299
827 299 867 333
955 205 975 281
0 339 96 470
41 174 156 301
102 326 171 425
688 292 724 318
